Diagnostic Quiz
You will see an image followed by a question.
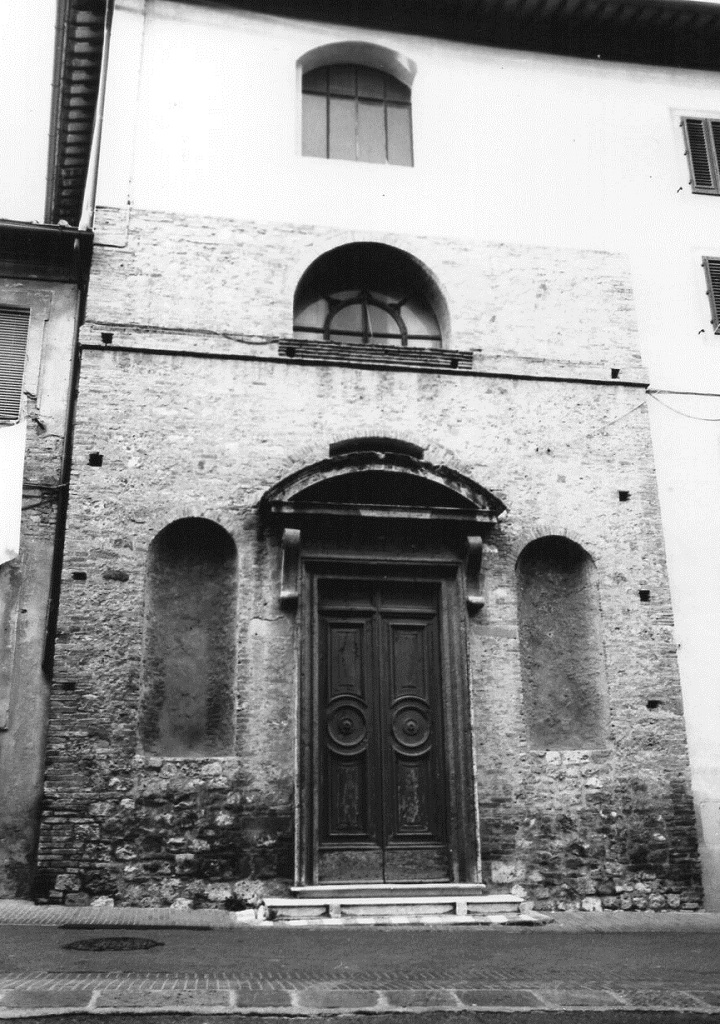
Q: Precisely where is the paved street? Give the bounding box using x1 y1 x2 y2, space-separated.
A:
17 1015 720 1024
0 904 720 1016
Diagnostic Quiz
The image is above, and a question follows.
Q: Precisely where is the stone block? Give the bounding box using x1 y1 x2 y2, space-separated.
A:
0 990 92 1010
299 990 380 1009
233 989 293 1008
456 990 543 1007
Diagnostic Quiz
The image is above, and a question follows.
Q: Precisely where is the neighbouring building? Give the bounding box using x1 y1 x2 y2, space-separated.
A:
0 0 95 897
3 0 720 912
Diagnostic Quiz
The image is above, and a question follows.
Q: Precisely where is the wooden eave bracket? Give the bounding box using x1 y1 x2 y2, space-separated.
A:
466 536 484 612
280 528 301 607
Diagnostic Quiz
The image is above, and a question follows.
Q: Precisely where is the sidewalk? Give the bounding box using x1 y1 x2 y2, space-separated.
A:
3 898 720 931
1 901 719 1017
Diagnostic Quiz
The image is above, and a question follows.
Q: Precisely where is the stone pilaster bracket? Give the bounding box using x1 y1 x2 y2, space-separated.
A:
466 535 484 612
280 528 301 607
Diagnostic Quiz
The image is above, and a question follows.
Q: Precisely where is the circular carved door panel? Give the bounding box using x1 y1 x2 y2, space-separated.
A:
326 695 369 756
391 696 432 756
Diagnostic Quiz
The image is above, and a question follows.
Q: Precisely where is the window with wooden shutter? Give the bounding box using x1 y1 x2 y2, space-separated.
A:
703 258 720 333
0 307 30 421
682 118 720 194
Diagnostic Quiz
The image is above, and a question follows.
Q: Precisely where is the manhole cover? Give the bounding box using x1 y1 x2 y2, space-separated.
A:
63 936 164 951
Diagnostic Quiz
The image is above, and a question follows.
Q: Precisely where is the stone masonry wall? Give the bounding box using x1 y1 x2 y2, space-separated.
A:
35 346 700 910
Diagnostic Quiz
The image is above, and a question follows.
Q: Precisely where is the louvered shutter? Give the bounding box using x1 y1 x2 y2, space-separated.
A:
703 258 720 333
0 307 30 421
712 122 720 175
683 118 720 194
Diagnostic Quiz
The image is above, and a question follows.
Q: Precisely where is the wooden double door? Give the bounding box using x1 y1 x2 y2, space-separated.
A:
316 577 451 882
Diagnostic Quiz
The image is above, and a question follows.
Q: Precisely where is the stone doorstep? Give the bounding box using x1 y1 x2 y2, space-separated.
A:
264 894 523 920
291 882 488 899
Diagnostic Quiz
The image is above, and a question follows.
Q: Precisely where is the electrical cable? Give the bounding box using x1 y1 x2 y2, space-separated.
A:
575 399 647 441
647 391 720 421
649 388 720 399
86 321 284 346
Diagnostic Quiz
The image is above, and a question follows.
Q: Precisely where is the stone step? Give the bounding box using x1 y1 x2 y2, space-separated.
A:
291 883 487 900
264 894 523 921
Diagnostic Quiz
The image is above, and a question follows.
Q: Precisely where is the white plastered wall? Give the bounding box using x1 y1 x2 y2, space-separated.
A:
0 285 59 567
0 1 57 222
0 0 57 571
97 0 720 906
0 425 26 565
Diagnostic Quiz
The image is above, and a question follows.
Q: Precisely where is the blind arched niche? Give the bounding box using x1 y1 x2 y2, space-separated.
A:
516 536 609 750
139 518 237 757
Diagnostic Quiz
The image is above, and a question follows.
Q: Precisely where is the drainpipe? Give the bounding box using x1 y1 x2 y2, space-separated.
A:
78 0 115 231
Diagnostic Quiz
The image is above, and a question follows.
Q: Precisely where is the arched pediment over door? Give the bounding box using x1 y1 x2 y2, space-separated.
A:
260 440 507 607
259 440 507 887
261 441 505 522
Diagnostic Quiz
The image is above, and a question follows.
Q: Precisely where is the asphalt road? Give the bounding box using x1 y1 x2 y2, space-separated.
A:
1 925 718 990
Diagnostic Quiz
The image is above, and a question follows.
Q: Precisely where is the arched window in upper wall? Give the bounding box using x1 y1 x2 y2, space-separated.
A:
516 536 609 751
302 64 413 166
139 518 237 757
293 243 445 348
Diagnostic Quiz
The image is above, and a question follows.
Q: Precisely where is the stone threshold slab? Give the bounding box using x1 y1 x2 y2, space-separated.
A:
291 883 488 899
257 912 548 927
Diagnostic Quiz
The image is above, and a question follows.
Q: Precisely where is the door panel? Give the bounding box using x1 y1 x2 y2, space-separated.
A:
320 614 379 847
317 847 384 882
384 846 450 882
317 578 450 882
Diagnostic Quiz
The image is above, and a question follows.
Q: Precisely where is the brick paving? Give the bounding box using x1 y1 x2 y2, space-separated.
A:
0 900 242 930
1 902 720 1016
3 976 720 1016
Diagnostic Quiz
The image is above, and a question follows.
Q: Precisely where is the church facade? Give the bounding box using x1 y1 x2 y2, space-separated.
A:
31 0 710 910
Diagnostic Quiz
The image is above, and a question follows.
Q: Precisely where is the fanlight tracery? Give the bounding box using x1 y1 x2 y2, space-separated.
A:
293 243 447 349
295 288 441 347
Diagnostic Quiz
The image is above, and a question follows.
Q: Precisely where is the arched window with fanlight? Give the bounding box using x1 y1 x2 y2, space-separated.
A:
302 64 413 166
293 243 446 349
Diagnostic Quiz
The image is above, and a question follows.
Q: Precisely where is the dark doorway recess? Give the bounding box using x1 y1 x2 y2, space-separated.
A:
297 548 479 887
